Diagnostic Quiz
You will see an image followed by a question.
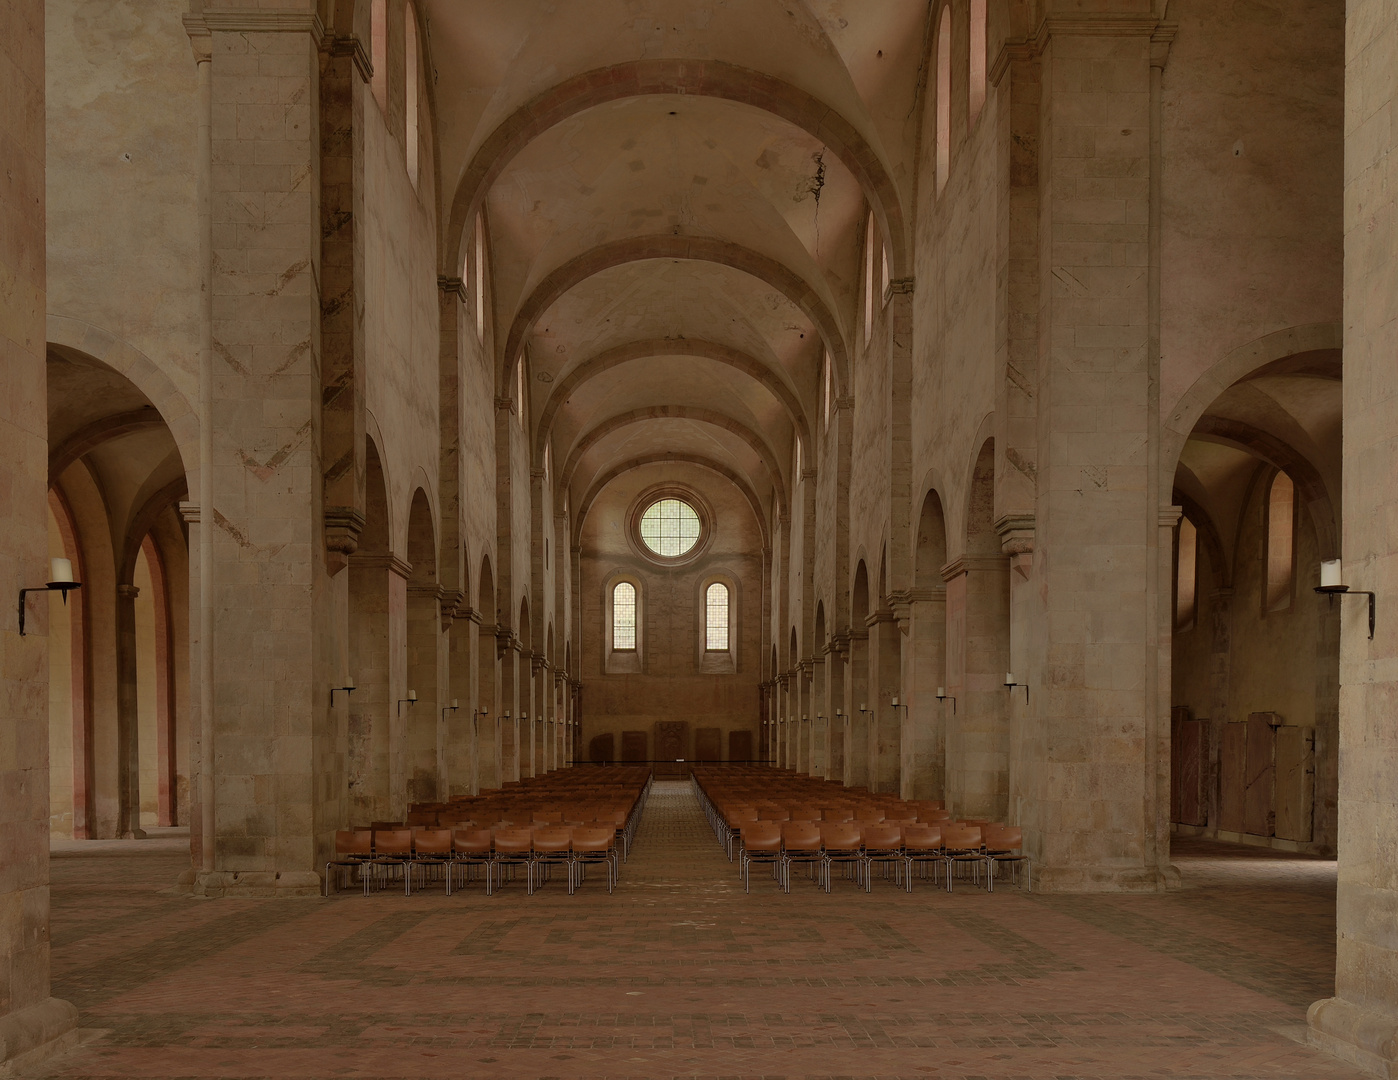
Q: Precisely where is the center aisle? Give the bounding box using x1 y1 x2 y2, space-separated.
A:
618 779 737 891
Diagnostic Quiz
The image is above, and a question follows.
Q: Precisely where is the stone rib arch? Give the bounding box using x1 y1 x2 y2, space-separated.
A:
572 452 770 551
444 58 909 282
560 406 788 513
1162 323 1341 481
47 317 197 479
535 338 811 469
501 236 850 403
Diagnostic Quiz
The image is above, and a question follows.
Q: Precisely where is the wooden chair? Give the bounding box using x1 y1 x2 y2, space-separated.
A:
901 825 943 891
369 828 414 895
739 822 783 892
409 828 453 894
982 825 1030 891
531 827 573 892
570 827 617 893
450 828 494 894
819 822 864 892
941 824 984 892
859 823 904 892
324 829 373 896
780 822 823 892
492 828 534 894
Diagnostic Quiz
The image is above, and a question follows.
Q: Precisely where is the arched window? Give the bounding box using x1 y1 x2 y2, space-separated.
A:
370 0 387 112
936 5 952 192
405 2 420 189
1176 516 1197 631
705 583 730 651
613 582 637 650
515 357 526 429
1266 471 1295 613
880 244 890 308
473 212 486 343
969 0 987 123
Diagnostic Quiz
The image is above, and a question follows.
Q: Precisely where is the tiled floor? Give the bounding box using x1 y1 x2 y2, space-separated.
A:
27 781 1363 1079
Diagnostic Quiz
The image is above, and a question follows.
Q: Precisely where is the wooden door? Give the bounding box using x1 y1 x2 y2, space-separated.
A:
728 729 753 763
588 732 614 765
620 730 648 763
694 727 721 762
654 720 688 777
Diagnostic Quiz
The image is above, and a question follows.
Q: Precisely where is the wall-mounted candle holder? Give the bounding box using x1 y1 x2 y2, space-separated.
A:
331 682 356 703
442 699 459 721
398 690 417 715
935 686 957 714
1316 559 1376 639
18 558 82 636
1004 673 1029 703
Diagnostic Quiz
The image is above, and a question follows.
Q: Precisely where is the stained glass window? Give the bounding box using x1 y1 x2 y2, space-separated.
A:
639 498 700 557
706 582 730 651
613 582 636 650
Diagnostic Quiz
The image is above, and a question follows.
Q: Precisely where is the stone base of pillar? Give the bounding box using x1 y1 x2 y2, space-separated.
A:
1308 997 1398 1079
169 869 322 898
1032 863 1181 893
0 997 80 1076
120 828 147 840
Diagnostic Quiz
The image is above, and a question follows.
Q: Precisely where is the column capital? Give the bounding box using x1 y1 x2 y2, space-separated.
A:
117 583 140 601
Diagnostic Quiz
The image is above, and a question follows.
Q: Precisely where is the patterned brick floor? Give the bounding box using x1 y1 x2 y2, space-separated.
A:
26 781 1365 1079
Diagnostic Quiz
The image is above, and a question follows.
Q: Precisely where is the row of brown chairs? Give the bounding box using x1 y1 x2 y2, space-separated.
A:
735 820 1028 893
325 824 622 896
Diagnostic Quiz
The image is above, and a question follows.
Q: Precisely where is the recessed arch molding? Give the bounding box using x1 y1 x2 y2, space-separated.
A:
501 234 850 401
535 337 811 467
445 58 908 280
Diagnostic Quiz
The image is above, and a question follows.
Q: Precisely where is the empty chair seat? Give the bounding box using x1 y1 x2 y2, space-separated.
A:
982 825 1030 892
324 829 373 896
901 825 943 891
739 822 783 893
780 822 823 892
570 827 617 893
859 823 904 892
819 822 864 892
410 828 453 894
451 828 494 894
531 827 573 893
492 828 534 894
941 824 984 892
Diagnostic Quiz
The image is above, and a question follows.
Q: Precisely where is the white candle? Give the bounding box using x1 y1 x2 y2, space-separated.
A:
50 557 74 584
891 696 899 707
859 703 866 711
1321 559 1343 588
451 699 458 708
343 680 354 691
407 690 417 701
936 687 945 698
1005 673 1015 686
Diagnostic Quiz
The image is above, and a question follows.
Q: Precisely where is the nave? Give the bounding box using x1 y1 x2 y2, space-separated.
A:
30 782 1360 1079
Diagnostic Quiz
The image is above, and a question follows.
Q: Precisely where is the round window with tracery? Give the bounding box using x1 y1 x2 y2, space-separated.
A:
638 498 701 557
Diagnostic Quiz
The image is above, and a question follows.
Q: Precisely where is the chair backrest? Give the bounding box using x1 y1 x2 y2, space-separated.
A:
374 828 413 856
571 827 614 852
335 829 372 856
413 828 452 855
531 827 571 852
370 820 403 832
820 822 863 850
741 822 783 851
862 823 903 850
854 806 885 822
902 825 942 850
942 824 983 850
820 808 853 822
781 822 822 851
983 824 1021 851
493 828 532 853
758 808 790 821
532 811 562 824
788 806 819 822
452 828 492 854
726 807 759 826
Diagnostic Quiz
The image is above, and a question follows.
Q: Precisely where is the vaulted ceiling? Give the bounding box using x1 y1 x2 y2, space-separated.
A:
424 0 927 532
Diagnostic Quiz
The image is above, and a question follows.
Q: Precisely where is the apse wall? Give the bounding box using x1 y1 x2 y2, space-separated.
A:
578 463 762 765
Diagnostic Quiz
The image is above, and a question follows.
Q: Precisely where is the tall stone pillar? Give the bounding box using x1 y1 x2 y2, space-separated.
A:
826 638 847 780
902 587 945 799
943 556 1009 818
846 629 869 786
1308 1 1398 1069
869 609 901 794
1013 16 1172 889
115 583 147 838
0 1 80 1064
